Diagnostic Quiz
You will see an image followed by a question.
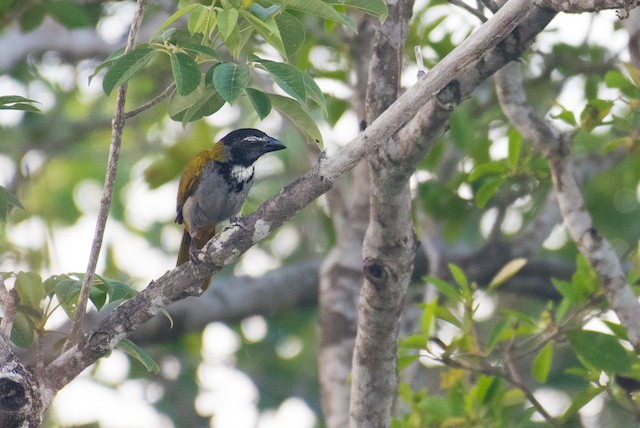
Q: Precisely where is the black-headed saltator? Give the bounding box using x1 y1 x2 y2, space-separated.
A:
175 128 285 288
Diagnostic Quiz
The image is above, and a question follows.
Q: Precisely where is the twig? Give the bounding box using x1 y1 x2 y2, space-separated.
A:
125 82 176 119
0 277 18 337
448 0 488 22
414 46 427 78
63 0 149 352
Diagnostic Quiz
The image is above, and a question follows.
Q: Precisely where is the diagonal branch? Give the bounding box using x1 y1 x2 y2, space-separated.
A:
495 61 640 349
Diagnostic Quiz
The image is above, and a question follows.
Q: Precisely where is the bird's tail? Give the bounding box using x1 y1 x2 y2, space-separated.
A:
177 227 216 290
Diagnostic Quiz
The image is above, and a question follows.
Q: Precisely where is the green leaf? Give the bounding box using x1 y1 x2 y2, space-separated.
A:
448 263 468 292
117 339 160 374
15 272 44 310
102 46 157 95
302 72 327 114
327 0 388 23
397 354 419 371
0 96 41 112
11 313 35 348
507 129 522 169
488 258 527 291
54 277 82 318
579 99 614 132
566 329 632 374
155 3 201 35
605 69 640 99
267 93 323 146
223 21 253 59
240 11 288 59
603 320 629 341
188 5 215 37
467 161 508 182
551 104 577 127
20 7 46 32
419 299 438 335
275 11 305 58
246 88 272 119
212 62 249 103
216 8 239 40
169 52 201 96
181 43 221 62
560 385 606 424
475 176 504 208
271 0 354 30
47 2 92 29
424 275 461 302
0 186 24 222
169 80 226 124
531 342 554 383
253 56 306 104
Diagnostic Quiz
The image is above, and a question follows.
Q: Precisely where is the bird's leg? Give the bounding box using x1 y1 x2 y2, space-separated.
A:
189 238 201 264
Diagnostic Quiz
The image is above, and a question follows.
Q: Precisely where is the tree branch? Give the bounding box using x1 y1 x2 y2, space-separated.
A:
63 0 148 352
538 0 639 13
495 61 640 350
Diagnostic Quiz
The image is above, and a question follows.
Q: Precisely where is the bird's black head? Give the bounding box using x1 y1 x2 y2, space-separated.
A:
220 128 285 166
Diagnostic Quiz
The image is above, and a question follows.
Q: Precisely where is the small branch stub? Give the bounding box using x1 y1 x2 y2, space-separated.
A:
363 258 389 288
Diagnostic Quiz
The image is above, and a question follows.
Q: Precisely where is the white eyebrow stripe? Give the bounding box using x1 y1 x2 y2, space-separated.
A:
243 136 266 142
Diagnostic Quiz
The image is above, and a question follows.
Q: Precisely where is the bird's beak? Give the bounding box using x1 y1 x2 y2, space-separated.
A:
266 137 286 153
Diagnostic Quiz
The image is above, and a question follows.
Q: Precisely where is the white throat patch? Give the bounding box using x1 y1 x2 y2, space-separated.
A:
230 164 254 182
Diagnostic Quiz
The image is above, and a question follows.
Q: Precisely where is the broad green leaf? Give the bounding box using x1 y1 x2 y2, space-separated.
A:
604 69 640 99
267 93 323 146
560 385 606 424
0 96 41 112
181 43 221 62
271 0 352 29
169 52 201 95
398 334 428 350
448 263 468 291
488 258 527 290
253 56 306 104
46 2 92 29
467 161 508 182
54 277 82 317
246 87 272 119
302 72 327 114
102 46 157 95
566 329 632 374
531 342 554 383
397 354 419 371
217 8 239 40
88 46 127 84
117 338 160 374
424 275 461 302
475 176 503 208
188 5 216 38
19 7 46 32
240 11 287 59
15 272 44 310
419 299 438 335
551 107 577 127
623 63 640 88
507 129 522 169
169 80 226 124
224 21 253 58
155 3 200 35
212 62 249 103
11 313 35 348
275 11 305 58
327 0 388 23
603 320 629 341
580 99 614 132
0 186 24 222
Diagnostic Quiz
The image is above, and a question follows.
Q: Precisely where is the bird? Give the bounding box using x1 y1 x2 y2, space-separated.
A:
175 128 285 289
